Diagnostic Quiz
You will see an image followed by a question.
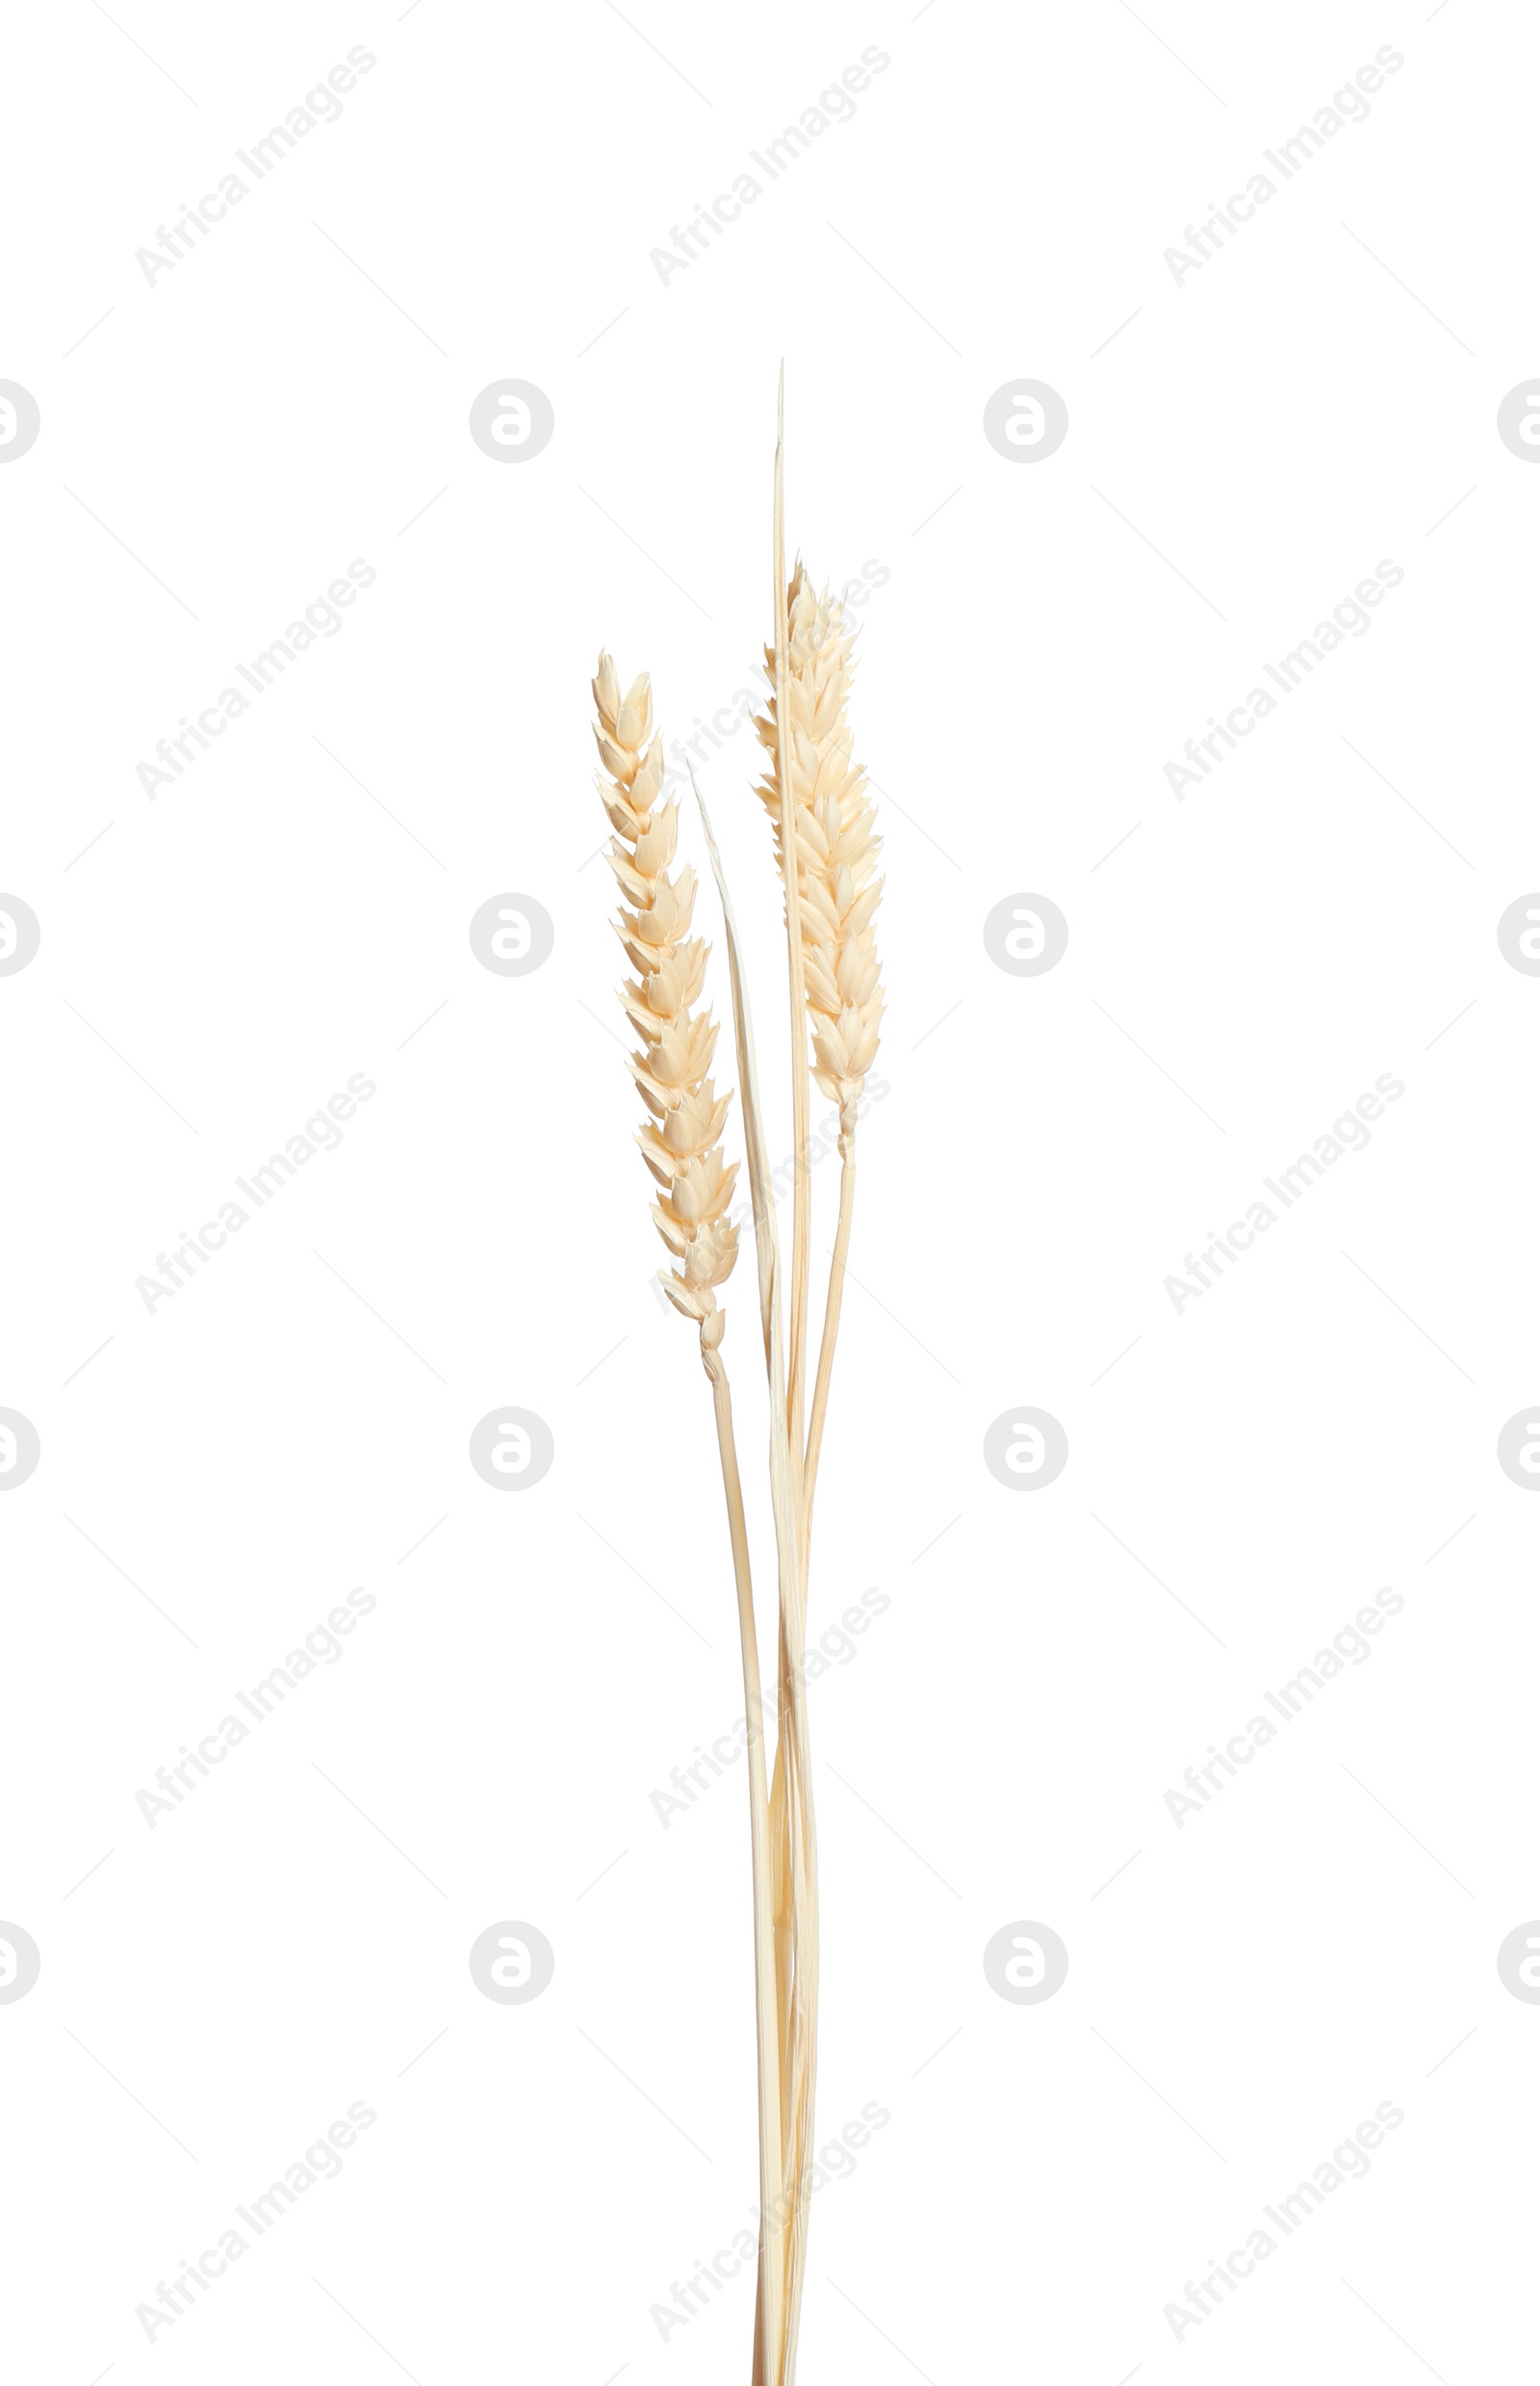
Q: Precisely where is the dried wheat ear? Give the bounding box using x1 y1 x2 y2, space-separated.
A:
754 565 884 1147
592 654 739 1343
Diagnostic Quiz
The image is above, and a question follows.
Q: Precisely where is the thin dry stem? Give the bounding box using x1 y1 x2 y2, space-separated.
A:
689 762 802 2385
770 373 819 2386
705 1347 784 2384
803 1148 856 1535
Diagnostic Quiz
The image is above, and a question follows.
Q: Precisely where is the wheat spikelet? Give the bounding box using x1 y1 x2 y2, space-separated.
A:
593 652 739 1344
754 567 885 1150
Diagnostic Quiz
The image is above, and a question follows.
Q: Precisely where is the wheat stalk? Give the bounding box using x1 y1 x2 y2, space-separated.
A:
587 386 883 2386
592 656 786 2382
760 390 826 2386
752 566 885 1531
752 548 884 2381
689 764 804 2385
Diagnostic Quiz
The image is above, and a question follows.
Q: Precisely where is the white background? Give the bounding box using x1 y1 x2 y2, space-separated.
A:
3 0 1537 2378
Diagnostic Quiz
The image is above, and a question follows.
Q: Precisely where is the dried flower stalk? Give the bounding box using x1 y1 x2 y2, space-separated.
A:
589 381 883 2385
